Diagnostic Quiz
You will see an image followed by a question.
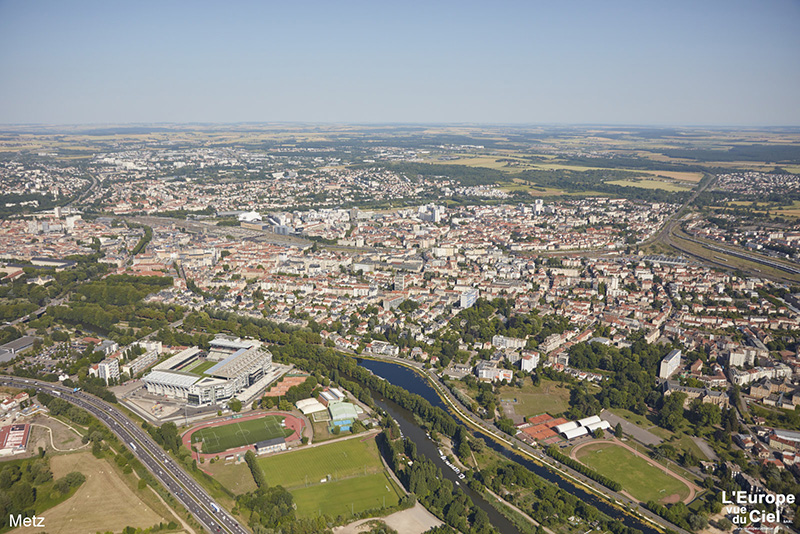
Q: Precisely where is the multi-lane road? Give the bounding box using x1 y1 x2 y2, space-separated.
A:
0 376 249 534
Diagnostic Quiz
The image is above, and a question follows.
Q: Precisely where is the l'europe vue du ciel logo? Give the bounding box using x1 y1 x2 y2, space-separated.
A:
722 490 796 525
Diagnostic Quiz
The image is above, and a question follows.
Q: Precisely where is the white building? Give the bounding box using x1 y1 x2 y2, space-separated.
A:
475 360 513 382
659 349 682 379
238 211 262 223
520 352 540 372
96 358 120 384
121 349 159 378
460 288 479 309
492 335 526 350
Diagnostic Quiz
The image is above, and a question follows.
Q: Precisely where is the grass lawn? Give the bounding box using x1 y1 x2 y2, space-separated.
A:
291 472 404 519
675 435 708 460
576 443 690 504
498 378 572 418
185 359 218 375
191 415 292 454
203 460 258 494
257 436 384 489
607 408 673 440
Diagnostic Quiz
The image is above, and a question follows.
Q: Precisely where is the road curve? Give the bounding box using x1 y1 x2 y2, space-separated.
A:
0 376 249 534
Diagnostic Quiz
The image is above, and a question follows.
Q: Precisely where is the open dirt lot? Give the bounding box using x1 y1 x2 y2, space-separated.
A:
333 502 443 534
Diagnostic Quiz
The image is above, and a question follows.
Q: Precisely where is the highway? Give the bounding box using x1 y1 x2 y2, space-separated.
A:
0 376 249 534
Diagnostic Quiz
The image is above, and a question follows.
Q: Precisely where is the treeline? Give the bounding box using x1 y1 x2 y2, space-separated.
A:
661 144 800 163
243 450 267 488
142 422 186 458
545 447 622 492
46 299 181 348
0 301 38 322
378 430 494 534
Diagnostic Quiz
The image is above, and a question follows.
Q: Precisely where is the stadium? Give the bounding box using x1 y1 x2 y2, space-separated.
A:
143 336 274 407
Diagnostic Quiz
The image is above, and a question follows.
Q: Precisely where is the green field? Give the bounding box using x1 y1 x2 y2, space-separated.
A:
606 179 691 191
498 378 572 417
291 472 404 519
576 443 690 503
257 436 384 488
191 415 292 454
185 359 218 375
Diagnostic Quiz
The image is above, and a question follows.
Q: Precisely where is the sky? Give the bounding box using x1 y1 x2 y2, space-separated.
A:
0 0 798 126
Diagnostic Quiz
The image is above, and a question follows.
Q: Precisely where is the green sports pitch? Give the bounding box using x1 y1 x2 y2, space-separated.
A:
191 415 293 454
257 436 384 489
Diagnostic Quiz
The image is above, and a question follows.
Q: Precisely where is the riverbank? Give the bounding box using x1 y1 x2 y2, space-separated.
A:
356 354 686 534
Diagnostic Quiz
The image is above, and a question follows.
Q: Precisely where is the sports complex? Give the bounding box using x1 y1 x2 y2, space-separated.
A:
183 411 305 457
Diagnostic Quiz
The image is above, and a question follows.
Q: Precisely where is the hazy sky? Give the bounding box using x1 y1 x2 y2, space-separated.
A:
1 0 798 126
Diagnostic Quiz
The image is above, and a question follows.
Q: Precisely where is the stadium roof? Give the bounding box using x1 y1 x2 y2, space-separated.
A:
153 347 202 371
209 338 256 350
143 370 199 388
206 346 270 379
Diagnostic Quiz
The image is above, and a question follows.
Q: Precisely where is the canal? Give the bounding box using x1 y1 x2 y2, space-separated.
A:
358 358 660 534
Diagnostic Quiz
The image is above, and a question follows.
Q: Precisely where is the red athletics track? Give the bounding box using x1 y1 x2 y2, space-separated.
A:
181 411 305 461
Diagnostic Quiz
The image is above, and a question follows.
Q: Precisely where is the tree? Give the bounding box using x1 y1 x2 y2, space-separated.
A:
614 422 623 438
659 393 687 431
228 398 242 412
11 482 35 509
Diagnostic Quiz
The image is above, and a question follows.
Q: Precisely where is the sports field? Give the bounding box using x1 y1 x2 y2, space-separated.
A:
191 415 292 454
292 471 403 518
498 378 572 417
257 435 384 489
575 442 690 503
185 359 218 375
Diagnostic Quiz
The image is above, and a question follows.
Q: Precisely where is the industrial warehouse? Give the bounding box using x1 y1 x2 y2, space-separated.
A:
142 336 276 407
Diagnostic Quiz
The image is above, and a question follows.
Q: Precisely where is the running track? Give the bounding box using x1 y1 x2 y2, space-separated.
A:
182 411 305 460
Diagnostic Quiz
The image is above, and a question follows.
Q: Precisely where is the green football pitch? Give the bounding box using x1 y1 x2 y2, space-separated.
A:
257 436 384 489
291 472 403 519
191 415 293 454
